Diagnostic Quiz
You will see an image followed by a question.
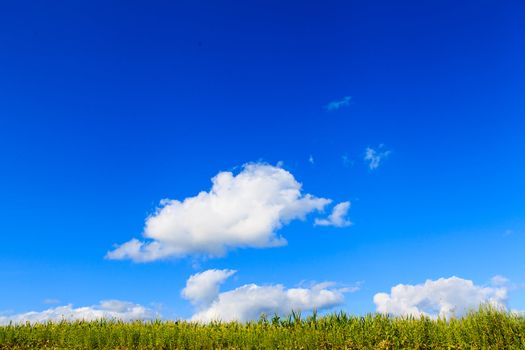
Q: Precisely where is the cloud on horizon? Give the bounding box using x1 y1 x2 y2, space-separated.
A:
0 300 158 325
325 96 352 111
107 163 332 262
373 276 508 318
182 269 354 322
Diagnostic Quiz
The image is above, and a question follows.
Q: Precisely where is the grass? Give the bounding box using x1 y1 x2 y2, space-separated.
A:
1 307 524 349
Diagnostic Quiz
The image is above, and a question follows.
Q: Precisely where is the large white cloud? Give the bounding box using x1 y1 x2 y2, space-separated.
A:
182 269 353 322
0 300 158 325
373 276 508 318
314 201 351 227
107 163 332 262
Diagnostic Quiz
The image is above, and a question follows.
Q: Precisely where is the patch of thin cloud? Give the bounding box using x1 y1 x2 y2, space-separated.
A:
0 300 158 325
183 269 354 323
341 154 354 168
325 96 351 111
43 298 60 305
315 201 352 227
106 163 332 262
364 145 391 170
343 281 364 293
308 155 314 164
491 275 510 286
373 276 508 318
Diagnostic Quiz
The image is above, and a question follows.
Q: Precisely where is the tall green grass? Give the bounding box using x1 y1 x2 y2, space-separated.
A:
1 307 524 349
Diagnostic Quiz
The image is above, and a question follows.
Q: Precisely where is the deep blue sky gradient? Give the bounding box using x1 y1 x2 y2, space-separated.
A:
1 0 524 318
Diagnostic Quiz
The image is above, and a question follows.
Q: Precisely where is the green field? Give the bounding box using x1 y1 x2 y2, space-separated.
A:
1 307 524 349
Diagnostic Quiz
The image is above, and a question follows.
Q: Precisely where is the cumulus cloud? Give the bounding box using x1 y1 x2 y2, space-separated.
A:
0 300 158 325
325 96 352 111
183 269 353 322
315 201 352 227
107 164 331 262
364 145 390 170
373 276 508 318
182 269 236 307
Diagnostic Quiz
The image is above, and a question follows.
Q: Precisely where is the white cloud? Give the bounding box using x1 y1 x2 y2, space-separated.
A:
373 276 508 318
183 269 353 322
325 96 352 111
315 201 352 227
308 155 314 164
364 145 390 170
0 300 158 325
491 275 510 286
182 269 236 307
107 163 331 262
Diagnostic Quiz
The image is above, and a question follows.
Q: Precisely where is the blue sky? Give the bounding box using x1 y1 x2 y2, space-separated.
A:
1 0 524 321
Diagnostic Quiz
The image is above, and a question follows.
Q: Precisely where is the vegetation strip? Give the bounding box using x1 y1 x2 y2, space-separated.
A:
1 308 524 349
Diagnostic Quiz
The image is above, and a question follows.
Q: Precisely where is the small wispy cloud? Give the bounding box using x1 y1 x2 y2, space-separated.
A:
491 275 510 286
325 96 352 111
308 155 315 164
364 145 391 170
341 154 354 168
315 201 352 228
